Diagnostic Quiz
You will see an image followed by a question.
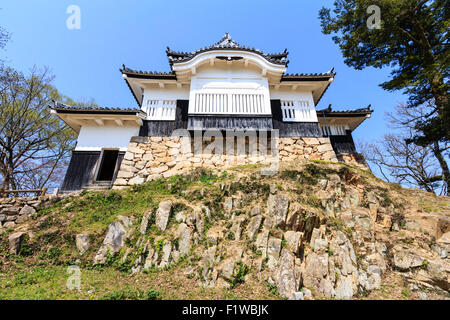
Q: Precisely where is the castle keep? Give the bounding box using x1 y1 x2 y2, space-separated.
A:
51 34 372 192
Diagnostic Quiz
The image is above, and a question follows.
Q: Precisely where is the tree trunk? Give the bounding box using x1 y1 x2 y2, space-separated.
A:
432 141 449 195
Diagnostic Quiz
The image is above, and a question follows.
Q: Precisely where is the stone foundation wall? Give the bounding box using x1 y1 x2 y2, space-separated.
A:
337 153 370 170
0 195 57 230
278 137 337 162
113 136 338 188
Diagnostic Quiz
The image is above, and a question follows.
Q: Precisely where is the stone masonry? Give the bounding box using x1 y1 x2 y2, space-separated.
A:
113 136 338 188
0 195 57 229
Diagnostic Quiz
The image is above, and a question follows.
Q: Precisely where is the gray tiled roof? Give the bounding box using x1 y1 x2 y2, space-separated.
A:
120 65 176 78
282 69 336 79
166 33 289 67
50 101 144 114
317 105 373 114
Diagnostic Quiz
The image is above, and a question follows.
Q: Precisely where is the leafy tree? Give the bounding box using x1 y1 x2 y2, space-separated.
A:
319 0 449 188
0 65 94 194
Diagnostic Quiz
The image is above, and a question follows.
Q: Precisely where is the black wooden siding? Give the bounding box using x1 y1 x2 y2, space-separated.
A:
111 152 125 182
270 100 322 137
61 151 125 191
139 100 324 137
61 151 100 191
329 133 357 154
139 100 189 136
187 116 273 131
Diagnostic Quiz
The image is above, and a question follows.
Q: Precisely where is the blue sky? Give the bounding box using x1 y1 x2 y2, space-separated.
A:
0 0 407 147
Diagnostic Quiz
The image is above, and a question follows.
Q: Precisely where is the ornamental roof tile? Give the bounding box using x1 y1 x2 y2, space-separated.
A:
166 33 289 67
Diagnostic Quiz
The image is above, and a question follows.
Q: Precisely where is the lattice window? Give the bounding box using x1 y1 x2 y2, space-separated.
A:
280 100 316 122
144 100 176 120
320 124 348 136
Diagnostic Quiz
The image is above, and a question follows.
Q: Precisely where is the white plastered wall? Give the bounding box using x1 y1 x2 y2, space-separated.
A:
142 85 190 104
75 125 141 151
269 87 318 122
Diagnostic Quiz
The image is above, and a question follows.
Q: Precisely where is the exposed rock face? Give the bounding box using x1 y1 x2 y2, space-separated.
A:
284 231 303 255
143 247 156 270
230 216 246 241
267 237 282 269
96 164 450 299
155 201 172 231
15 215 30 224
224 197 234 214
139 211 152 235
177 223 192 256
246 215 263 241
392 247 425 271
159 242 172 269
94 220 131 264
302 251 329 296
256 230 269 257
201 245 217 287
267 194 289 228
275 249 298 299
8 232 25 254
335 276 354 299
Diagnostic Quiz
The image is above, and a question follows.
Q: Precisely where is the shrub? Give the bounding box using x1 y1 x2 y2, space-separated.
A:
145 289 162 300
229 262 249 289
265 281 279 296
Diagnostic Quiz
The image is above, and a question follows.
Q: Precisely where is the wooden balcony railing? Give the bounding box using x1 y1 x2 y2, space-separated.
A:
189 91 271 115
0 188 47 198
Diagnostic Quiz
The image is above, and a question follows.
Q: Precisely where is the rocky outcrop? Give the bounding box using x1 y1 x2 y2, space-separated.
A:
177 223 193 256
139 211 152 235
76 234 90 255
63 167 450 299
275 249 299 299
4 160 448 300
8 232 25 254
267 194 289 228
155 201 172 231
93 216 133 264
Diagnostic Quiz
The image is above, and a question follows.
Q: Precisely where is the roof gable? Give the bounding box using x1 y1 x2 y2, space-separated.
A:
166 33 289 68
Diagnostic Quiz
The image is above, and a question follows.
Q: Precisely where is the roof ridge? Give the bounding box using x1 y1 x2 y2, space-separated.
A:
166 33 289 68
